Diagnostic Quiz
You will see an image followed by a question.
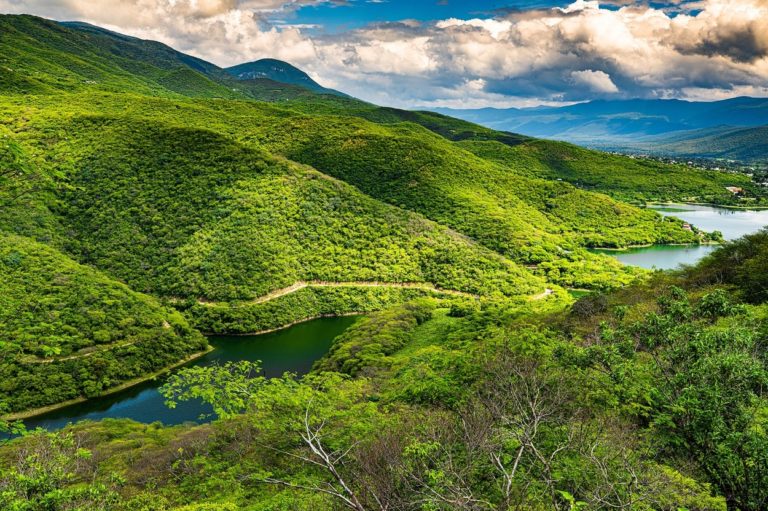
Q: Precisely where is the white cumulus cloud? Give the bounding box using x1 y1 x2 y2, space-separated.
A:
570 70 620 93
1 0 767 107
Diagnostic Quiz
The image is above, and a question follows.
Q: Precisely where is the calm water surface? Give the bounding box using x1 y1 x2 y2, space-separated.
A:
592 204 768 269
23 316 358 431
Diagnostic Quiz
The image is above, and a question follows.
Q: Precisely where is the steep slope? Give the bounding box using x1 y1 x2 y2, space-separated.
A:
0 233 207 414
250 114 712 251
0 16 347 102
2 91 678 288
5 112 545 302
227 58 344 96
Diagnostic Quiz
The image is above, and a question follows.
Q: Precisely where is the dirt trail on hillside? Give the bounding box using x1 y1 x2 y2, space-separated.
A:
29 282 555 364
198 280 479 306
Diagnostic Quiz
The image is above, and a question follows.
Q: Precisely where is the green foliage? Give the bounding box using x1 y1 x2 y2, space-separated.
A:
255 114 706 258
688 227 768 302
0 430 122 510
316 298 437 376
459 138 764 206
563 283 768 510
0 233 206 413
0 15 238 98
55 120 538 301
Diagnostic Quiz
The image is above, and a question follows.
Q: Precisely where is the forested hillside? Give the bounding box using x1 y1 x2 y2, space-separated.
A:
1 13 766 510
0 234 206 414
0 12 756 413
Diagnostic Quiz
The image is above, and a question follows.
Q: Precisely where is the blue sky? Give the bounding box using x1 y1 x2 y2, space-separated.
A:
275 1 568 32
2 0 766 108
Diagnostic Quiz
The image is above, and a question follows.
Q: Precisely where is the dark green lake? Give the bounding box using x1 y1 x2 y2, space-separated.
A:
23 316 358 431
591 204 768 269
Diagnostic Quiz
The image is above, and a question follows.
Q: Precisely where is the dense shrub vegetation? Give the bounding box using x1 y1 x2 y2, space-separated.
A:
687 228 768 302
49 119 540 301
1 14 766 510
186 287 452 335
8 254 765 509
0 234 206 413
2 235 755 510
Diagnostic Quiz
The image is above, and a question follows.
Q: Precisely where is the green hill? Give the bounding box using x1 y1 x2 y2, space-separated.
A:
0 13 760 414
52 118 541 301
0 233 206 414
4 90 671 288
227 58 345 96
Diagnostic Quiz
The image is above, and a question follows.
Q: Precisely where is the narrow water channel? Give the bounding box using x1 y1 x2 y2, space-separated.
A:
22 316 359 431
591 204 768 269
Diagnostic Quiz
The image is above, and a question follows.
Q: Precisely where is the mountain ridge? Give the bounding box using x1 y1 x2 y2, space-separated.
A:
430 97 768 160
226 58 346 97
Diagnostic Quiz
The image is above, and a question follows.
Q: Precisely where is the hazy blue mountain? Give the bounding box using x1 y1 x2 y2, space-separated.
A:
430 98 768 138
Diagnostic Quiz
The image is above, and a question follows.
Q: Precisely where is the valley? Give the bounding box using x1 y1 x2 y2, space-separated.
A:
1 10 768 511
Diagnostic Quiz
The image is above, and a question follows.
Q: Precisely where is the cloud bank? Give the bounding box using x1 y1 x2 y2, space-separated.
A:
1 0 767 107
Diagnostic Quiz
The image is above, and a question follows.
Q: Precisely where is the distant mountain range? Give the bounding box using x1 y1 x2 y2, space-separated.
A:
431 98 768 161
624 125 768 162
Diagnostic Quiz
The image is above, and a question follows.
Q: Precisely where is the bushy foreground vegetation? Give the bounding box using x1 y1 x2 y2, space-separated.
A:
8 240 768 508
6 231 768 510
9 231 768 510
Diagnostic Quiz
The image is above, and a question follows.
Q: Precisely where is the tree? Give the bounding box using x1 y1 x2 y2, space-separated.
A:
161 361 387 511
0 430 122 511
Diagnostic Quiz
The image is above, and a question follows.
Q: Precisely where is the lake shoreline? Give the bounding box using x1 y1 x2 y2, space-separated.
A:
593 203 768 270
201 312 364 337
8 315 364 426
3 346 215 422
646 201 768 211
589 241 720 252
